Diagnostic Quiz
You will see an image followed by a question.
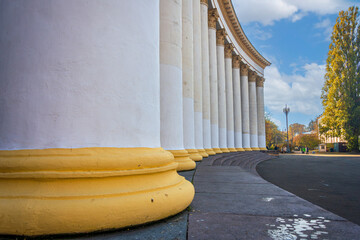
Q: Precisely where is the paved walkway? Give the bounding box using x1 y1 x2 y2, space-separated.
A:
1 152 360 240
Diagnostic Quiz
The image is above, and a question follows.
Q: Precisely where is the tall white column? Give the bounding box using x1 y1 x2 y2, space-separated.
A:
0 0 194 235
182 0 202 161
232 56 245 151
208 9 222 154
257 77 267 150
240 64 252 151
249 71 260 150
201 1 215 155
216 29 229 153
160 0 196 170
225 44 237 152
193 0 208 158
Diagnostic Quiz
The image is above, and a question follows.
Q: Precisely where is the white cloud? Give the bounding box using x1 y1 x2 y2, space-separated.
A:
314 18 333 41
233 0 358 25
245 23 273 40
264 63 325 116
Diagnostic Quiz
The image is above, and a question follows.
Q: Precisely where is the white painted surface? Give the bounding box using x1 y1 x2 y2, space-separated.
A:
233 67 243 149
241 74 251 149
201 3 212 150
193 0 204 150
0 0 160 150
160 0 185 150
209 28 219 149
249 81 259 149
257 86 266 149
217 45 227 149
182 0 196 150
225 57 235 149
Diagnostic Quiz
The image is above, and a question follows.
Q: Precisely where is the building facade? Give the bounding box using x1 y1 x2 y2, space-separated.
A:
0 0 270 235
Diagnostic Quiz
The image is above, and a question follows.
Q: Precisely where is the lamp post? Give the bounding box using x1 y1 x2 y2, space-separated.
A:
283 105 290 153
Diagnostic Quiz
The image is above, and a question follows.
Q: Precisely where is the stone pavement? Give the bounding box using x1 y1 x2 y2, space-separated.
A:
1 152 360 240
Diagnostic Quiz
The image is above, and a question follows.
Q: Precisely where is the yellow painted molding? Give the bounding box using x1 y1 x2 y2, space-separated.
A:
197 149 209 158
229 148 237 152
186 149 203 162
251 147 261 151
205 148 216 155
168 149 196 171
260 148 268 151
236 148 245 152
243 148 253 151
213 148 223 154
220 148 230 153
0 147 194 236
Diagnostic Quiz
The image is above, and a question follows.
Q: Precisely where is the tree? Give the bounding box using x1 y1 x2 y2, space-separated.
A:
265 115 285 149
289 123 306 140
321 6 360 152
293 133 321 150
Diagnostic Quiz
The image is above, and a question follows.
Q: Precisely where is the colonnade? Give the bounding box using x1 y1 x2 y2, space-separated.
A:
165 0 269 171
0 0 270 236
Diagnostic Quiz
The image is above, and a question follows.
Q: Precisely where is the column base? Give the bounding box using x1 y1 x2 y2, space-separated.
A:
213 148 223 154
197 149 209 157
228 148 237 152
220 148 230 153
186 149 203 161
251 147 261 151
205 148 216 155
168 150 196 171
236 148 245 152
243 148 253 151
259 148 267 151
0 147 194 236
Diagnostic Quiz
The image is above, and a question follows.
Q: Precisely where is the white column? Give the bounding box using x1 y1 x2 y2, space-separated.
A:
182 0 202 161
257 77 267 150
216 29 229 153
160 0 195 170
232 56 244 151
240 64 252 151
201 1 215 155
193 0 208 158
225 44 237 152
0 0 194 235
208 9 222 154
248 71 260 150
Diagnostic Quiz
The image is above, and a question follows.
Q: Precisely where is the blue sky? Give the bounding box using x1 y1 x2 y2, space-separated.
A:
232 0 360 130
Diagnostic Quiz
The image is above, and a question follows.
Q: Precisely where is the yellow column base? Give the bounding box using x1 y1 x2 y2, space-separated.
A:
0 147 194 236
220 148 230 153
228 148 237 152
186 149 203 161
168 149 196 171
205 148 216 155
243 148 253 151
213 148 223 154
251 147 261 151
197 148 209 157
260 148 267 151
236 148 245 152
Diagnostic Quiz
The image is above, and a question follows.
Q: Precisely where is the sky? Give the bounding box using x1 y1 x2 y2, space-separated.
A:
232 0 360 130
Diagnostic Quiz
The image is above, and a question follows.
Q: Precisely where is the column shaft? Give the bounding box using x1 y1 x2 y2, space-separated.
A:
225 44 236 152
240 64 251 151
257 78 267 150
248 71 260 150
160 0 195 170
193 0 208 157
201 2 215 155
208 9 222 154
0 0 194 235
182 0 202 161
216 29 229 153
232 56 244 151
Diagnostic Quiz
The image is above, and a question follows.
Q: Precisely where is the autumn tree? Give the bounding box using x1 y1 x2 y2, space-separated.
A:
289 123 306 140
265 116 285 149
321 6 360 151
